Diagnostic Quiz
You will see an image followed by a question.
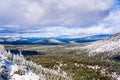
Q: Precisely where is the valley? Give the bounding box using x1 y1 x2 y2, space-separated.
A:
1 33 120 80
4 43 120 80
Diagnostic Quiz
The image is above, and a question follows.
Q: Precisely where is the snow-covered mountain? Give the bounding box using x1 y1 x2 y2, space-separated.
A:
34 38 64 44
82 34 112 40
69 41 78 44
0 34 112 45
84 33 120 55
0 37 27 42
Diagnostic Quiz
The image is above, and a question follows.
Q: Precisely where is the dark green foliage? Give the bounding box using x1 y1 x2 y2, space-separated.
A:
27 50 111 80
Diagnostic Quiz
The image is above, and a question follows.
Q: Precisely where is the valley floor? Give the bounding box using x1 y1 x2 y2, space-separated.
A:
4 44 120 80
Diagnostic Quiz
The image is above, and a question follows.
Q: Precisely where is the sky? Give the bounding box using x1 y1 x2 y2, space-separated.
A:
0 0 120 38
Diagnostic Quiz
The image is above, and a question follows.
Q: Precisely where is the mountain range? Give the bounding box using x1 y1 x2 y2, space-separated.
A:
0 34 112 45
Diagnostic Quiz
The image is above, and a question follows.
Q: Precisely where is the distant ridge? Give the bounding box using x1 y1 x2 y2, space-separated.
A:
0 34 112 45
34 38 64 44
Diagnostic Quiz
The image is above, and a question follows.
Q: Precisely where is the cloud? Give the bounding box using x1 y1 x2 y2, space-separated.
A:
0 26 113 38
102 1 120 33
0 0 119 38
0 0 115 27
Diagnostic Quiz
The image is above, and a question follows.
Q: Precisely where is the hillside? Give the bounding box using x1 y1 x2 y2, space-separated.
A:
84 33 120 56
0 56 40 80
0 45 71 80
0 45 40 80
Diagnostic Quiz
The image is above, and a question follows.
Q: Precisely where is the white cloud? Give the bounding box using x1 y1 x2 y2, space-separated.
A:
104 10 120 24
0 0 114 27
0 26 113 38
102 2 120 33
0 0 119 38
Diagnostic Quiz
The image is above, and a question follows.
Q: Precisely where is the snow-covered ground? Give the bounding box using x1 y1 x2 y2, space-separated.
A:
0 52 40 80
0 45 71 80
83 33 120 55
